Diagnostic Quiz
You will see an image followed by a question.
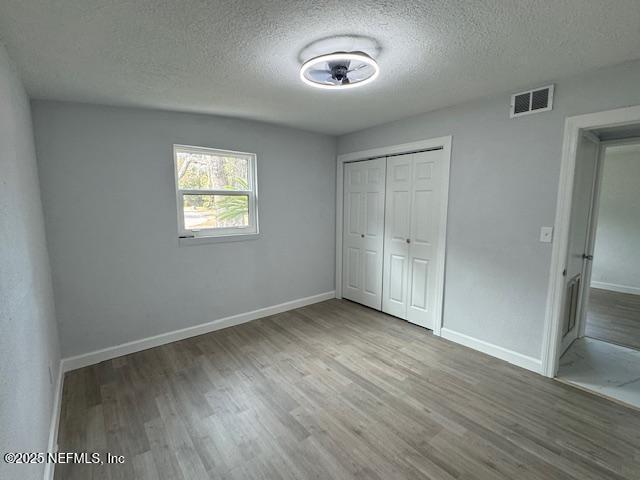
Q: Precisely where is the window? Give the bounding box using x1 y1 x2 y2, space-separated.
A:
173 145 258 240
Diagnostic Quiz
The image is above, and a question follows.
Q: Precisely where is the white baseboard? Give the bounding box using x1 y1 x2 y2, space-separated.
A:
61 291 335 373
440 328 543 374
590 281 640 296
44 361 63 480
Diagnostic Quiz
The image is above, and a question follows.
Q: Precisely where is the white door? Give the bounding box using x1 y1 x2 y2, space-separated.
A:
381 154 412 319
383 149 445 329
342 158 386 309
560 132 600 355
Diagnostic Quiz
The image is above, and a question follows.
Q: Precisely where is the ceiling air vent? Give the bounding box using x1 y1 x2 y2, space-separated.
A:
510 84 554 118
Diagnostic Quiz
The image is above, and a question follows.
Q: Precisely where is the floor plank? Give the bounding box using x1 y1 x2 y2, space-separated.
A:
55 299 640 479
585 288 640 350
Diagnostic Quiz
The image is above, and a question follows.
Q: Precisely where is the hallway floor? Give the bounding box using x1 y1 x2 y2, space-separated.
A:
558 337 640 409
585 288 640 350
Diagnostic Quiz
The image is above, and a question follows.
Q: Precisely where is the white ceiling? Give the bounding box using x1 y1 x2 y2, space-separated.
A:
1 0 640 135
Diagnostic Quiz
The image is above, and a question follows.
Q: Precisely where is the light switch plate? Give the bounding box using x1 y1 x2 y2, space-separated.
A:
540 226 553 243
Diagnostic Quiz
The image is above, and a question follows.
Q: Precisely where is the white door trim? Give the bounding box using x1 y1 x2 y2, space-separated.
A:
541 105 640 377
335 136 452 336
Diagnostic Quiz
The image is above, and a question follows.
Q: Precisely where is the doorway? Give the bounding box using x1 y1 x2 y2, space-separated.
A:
585 141 640 351
543 105 640 408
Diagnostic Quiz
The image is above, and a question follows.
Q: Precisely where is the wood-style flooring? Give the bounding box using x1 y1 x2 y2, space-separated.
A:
56 299 640 480
585 288 640 350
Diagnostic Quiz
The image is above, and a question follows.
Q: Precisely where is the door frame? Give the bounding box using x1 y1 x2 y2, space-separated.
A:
542 105 640 377
335 136 452 336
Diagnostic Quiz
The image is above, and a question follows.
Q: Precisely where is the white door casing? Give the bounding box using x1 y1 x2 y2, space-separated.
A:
342 158 386 309
383 149 445 329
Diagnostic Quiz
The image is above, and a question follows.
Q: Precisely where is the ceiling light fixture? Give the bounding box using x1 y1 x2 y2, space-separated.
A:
299 51 379 90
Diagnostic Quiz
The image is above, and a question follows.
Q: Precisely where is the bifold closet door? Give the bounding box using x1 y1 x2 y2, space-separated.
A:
382 149 445 329
342 158 386 309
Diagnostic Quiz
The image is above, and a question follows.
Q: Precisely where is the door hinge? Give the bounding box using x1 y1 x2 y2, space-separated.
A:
582 254 593 261
562 268 567 277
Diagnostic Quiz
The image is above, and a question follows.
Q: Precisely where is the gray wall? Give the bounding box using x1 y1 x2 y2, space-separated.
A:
33 101 336 357
0 45 60 480
592 145 640 292
338 60 640 360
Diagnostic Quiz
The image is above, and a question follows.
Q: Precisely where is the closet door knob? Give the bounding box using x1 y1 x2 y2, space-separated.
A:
361 234 365 238
406 238 411 244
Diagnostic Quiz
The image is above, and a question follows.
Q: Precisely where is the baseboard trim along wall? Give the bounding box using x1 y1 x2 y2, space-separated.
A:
61 291 336 373
44 363 64 480
590 281 640 296
440 328 543 374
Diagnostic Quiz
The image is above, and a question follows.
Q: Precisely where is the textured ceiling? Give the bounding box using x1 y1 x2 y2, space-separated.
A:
1 1 640 135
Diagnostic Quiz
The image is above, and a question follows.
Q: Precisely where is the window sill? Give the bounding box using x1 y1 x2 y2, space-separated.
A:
178 233 260 246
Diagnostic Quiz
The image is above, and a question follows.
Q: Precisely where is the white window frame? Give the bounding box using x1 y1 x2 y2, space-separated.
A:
173 144 259 242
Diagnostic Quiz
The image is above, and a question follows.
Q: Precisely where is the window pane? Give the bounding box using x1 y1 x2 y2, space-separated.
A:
183 194 249 230
176 150 249 190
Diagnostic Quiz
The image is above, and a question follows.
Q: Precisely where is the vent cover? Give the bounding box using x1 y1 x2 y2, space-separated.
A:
510 84 554 118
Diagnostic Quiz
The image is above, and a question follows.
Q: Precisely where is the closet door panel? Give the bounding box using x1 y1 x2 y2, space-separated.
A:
388 254 407 302
361 160 386 308
406 150 443 329
347 192 362 235
345 247 361 290
390 191 410 239
382 155 412 319
343 158 386 309
364 249 378 295
342 164 364 303
365 191 381 236
410 258 429 310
